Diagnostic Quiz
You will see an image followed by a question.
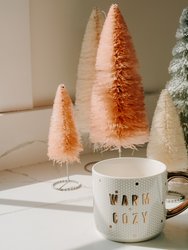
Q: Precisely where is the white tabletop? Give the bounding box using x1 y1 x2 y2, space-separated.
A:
0 150 187 250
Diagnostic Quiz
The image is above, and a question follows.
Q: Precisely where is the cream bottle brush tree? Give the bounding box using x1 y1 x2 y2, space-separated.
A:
48 84 83 191
147 89 188 172
75 7 104 133
167 7 188 152
90 4 149 156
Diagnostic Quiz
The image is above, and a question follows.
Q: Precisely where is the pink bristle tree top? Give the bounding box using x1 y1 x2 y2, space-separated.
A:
90 4 149 151
48 84 83 164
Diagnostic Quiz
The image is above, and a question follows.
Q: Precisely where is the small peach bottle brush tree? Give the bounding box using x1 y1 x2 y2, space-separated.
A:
75 7 104 133
90 4 149 155
48 84 83 191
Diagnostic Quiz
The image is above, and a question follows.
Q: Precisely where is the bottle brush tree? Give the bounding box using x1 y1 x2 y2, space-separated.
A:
147 89 188 172
167 7 188 152
48 84 83 191
90 4 149 154
75 7 104 133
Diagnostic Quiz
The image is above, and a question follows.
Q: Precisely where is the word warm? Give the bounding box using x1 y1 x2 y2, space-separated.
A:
109 191 150 206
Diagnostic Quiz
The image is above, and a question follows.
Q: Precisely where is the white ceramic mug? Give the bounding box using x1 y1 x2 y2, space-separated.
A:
92 157 188 242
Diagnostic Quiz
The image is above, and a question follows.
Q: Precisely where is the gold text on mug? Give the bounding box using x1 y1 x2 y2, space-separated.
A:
109 191 150 206
112 211 148 224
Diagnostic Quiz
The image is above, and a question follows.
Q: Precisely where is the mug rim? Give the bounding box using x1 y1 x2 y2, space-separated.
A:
92 157 167 179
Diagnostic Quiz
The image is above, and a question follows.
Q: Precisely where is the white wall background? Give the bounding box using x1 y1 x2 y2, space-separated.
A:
0 0 32 112
0 0 187 110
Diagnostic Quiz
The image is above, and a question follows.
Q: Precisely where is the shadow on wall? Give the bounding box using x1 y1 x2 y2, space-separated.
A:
0 140 48 170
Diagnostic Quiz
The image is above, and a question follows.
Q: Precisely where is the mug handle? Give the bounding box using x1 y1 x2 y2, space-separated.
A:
166 171 188 219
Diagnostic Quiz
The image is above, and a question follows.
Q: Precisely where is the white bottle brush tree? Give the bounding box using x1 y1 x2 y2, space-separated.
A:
75 7 104 133
48 84 83 191
147 89 188 172
90 4 149 156
167 7 188 152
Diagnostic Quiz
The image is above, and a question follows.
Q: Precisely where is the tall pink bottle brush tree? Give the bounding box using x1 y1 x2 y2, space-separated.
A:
90 4 149 152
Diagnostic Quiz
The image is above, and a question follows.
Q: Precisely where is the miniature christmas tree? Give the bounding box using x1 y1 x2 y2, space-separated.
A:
147 89 188 172
90 4 149 154
167 7 188 151
48 84 83 191
75 7 104 133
